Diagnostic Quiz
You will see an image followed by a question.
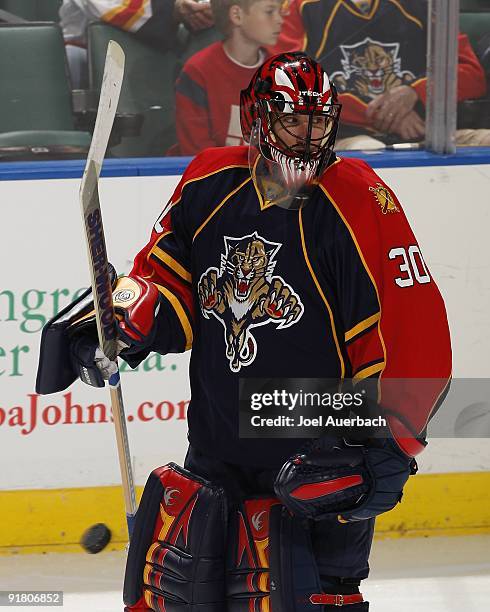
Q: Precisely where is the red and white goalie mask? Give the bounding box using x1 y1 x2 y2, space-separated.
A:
240 53 342 210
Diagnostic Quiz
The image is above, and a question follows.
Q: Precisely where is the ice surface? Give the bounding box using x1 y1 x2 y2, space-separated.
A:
0 536 488 611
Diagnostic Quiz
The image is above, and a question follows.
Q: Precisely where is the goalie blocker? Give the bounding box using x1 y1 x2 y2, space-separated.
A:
35 266 162 394
123 463 368 612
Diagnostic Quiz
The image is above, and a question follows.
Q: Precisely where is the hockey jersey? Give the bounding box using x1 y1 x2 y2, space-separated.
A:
60 0 176 49
271 0 486 127
130 147 452 467
174 43 267 155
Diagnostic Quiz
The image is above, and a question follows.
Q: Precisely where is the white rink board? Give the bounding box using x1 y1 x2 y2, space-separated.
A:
0 163 489 490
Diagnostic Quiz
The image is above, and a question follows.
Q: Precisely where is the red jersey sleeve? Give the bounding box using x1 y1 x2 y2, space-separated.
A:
337 94 369 128
413 33 486 104
130 167 197 354
322 158 452 456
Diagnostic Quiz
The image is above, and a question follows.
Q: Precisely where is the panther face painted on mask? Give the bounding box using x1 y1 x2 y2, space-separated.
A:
198 232 304 372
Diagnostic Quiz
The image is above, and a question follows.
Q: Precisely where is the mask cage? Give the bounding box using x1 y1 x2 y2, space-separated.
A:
258 100 342 165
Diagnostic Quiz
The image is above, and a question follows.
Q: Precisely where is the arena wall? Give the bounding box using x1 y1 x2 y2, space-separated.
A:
1 150 489 552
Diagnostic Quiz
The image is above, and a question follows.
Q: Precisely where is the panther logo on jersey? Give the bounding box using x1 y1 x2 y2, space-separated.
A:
197 232 304 372
331 37 415 101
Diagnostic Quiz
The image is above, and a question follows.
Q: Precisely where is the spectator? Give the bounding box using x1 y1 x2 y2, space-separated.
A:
60 0 214 88
173 0 285 155
271 0 488 148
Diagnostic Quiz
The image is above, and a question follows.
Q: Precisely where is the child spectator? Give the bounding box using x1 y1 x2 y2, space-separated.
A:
174 0 285 155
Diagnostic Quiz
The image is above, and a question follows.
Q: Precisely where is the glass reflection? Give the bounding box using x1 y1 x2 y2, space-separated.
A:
0 0 489 160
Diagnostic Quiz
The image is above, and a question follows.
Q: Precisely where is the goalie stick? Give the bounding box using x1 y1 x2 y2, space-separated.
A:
79 41 137 537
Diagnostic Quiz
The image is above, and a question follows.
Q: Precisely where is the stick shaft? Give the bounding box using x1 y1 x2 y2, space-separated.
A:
110 375 138 522
79 41 137 536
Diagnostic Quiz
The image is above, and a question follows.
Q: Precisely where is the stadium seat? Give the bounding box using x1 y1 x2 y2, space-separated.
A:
460 0 490 11
0 0 62 21
460 12 490 51
0 22 91 160
88 22 179 157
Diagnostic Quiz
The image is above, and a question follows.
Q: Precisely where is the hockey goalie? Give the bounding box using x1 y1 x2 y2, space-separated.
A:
37 53 452 611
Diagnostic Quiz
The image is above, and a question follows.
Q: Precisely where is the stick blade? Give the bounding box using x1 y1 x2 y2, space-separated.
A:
81 40 125 183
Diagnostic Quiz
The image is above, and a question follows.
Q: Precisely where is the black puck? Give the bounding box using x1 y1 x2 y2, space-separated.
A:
80 523 112 554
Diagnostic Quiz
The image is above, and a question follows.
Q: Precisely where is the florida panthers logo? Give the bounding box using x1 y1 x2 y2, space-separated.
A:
198 232 304 372
331 38 415 101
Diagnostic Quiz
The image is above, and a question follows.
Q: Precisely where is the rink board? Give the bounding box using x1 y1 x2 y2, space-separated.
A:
2 471 490 555
0 150 489 552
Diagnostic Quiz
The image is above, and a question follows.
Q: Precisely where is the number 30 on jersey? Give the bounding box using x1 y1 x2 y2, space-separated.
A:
389 245 431 287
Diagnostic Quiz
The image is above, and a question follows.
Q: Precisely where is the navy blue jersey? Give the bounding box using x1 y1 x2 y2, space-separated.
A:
130 146 451 467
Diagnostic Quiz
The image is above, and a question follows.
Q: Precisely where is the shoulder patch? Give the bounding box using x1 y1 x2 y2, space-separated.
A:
368 182 400 215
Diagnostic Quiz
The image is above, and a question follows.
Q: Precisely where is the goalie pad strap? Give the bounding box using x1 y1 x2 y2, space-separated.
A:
310 594 364 606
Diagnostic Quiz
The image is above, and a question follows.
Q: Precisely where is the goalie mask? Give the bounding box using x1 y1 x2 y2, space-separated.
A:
240 52 341 210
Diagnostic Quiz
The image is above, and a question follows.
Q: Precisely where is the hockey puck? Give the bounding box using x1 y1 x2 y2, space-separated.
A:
80 523 112 554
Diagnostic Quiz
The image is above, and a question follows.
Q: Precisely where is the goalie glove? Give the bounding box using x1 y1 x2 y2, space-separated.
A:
36 271 162 393
70 275 162 387
274 437 417 523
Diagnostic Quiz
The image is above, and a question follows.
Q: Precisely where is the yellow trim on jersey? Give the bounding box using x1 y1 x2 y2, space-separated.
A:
155 283 193 350
387 0 423 29
170 164 250 211
315 0 343 59
320 184 387 401
102 0 136 24
299 0 321 15
316 0 381 58
337 92 369 108
151 245 192 283
411 76 428 91
126 0 149 29
345 312 380 342
193 177 252 241
140 232 171 282
341 0 380 20
299 209 345 378
352 360 385 384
